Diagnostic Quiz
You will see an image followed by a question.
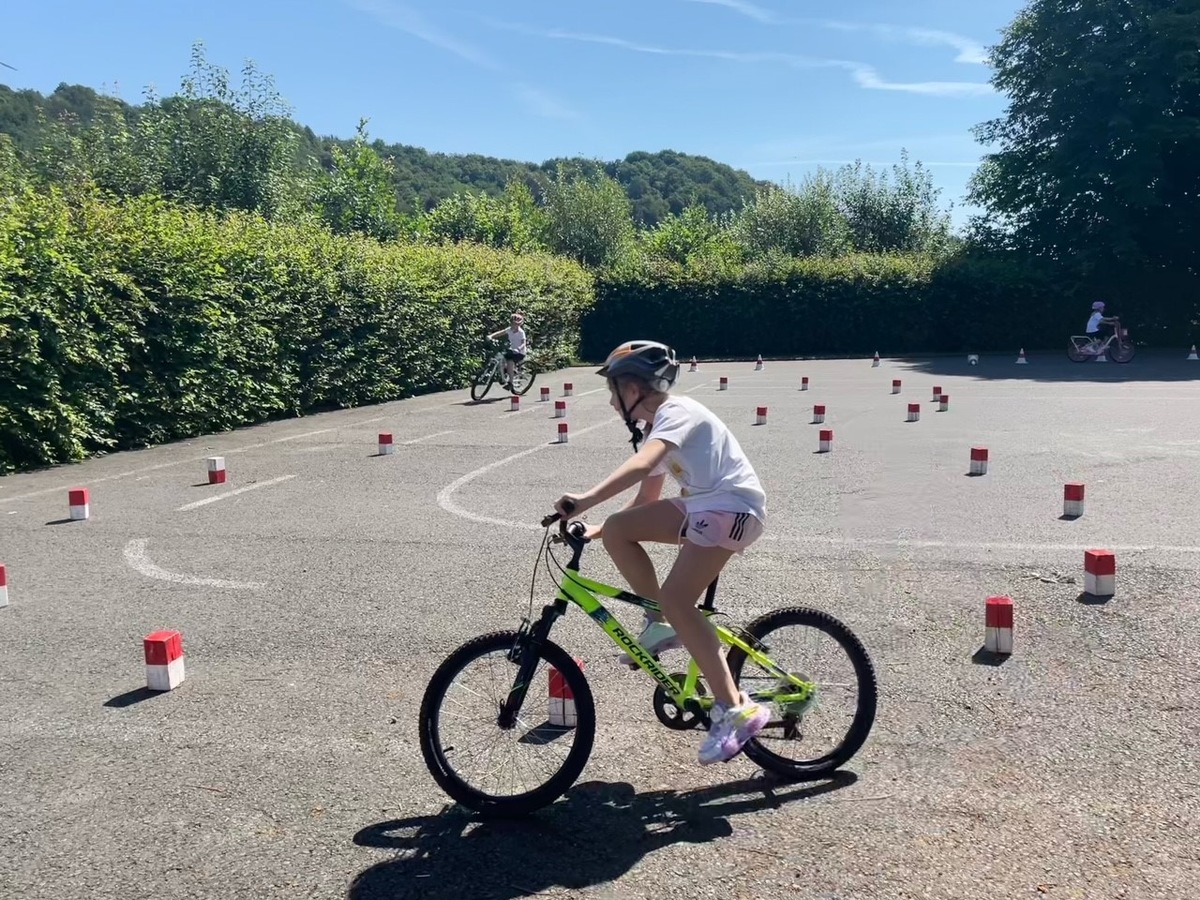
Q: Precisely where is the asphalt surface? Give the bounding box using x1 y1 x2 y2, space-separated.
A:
2 350 1199 900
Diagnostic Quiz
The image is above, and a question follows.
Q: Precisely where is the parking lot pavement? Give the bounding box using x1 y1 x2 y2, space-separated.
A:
2 355 1198 899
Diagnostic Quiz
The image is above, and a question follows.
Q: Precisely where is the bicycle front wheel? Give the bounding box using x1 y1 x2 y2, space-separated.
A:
418 630 596 818
726 606 877 781
511 364 537 395
470 359 498 401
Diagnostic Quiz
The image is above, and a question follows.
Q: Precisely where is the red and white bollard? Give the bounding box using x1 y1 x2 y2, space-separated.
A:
554 400 566 419
1063 482 1085 517
985 596 1013 654
938 393 949 412
932 385 942 401
206 456 227 484
892 379 902 395
970 446 989 475
906 403 920 422
1084 549 1115 596
718 376 729 391
800 376 809 391
69 487 89 521
557 422 569 444
378 433 395 456
818 429 833 453
0 564 8 609
812 404 826 424
563 382 574 397
510 394 520 412
755 355 764 371
540 386 550 402
755 406 767 425
144 629 186 691
548 659 584 727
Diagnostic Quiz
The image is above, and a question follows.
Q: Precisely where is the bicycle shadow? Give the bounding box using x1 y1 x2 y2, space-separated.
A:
348 771 857 900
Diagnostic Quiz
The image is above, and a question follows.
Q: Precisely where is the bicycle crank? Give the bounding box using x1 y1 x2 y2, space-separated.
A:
652 674 708 730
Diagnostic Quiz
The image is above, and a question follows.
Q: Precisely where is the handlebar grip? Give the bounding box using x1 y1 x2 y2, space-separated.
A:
539 499 576 528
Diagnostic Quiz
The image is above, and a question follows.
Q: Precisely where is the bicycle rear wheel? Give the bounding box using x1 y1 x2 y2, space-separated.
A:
418 630 596 818
511 364 537 395
726 606 877 781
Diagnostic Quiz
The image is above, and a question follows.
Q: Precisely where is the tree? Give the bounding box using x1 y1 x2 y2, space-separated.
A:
967 0 1200 300
730 176 851 259
833 152 954 256
314 118 404 240
537 162 636 268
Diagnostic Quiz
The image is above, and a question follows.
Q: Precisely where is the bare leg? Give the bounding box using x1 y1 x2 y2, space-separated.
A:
600 500 685 605
657 541 741 707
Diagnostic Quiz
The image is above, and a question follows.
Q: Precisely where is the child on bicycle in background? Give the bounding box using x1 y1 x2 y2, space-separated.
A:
1086 300 1117 351
488 312 528 389
552 340 771 766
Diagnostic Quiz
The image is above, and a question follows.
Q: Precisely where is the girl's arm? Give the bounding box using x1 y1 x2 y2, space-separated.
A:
554 438 672 518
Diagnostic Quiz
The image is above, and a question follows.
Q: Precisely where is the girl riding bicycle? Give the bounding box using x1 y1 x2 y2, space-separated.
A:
552 340 770 765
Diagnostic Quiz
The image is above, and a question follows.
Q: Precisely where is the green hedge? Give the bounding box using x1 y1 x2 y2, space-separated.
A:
582 252 1080 362
0 185 593 473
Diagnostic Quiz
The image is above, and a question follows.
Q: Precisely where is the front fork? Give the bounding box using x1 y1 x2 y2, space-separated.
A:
498 602 563 729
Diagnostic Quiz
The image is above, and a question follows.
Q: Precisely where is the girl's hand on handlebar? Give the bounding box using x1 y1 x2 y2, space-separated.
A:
553 493 588 519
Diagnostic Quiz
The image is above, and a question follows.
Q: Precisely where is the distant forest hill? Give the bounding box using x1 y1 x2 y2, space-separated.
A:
0 81 771 228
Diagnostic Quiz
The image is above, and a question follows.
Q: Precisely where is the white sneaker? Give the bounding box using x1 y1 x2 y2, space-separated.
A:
698 691 771 765
617 617 682 667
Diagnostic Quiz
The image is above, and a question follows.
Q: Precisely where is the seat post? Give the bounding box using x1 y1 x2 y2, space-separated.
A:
699 576 719 611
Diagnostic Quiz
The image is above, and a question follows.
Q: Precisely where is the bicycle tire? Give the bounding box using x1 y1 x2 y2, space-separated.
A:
418 630 596 818
1110 341 1135 363
511 366 537 395
470 359 498 401
726 606 877 781
1067 340 1089 362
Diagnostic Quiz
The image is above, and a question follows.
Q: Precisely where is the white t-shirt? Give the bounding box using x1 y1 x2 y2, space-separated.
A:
645 395 767 522
1086 312 1103 333
507 327 527 353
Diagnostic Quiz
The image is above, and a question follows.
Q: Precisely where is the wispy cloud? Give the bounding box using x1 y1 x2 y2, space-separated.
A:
676 1 991 66
345 0 584 122
816 21 988 66
346 0 502 70
680 0 779 24
513 84 583 122
483 21 993 97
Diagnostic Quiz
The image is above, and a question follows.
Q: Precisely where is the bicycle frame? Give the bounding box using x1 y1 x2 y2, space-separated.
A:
501 529 813 725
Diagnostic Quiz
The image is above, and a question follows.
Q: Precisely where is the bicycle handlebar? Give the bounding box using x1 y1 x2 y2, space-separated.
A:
540 499 576 528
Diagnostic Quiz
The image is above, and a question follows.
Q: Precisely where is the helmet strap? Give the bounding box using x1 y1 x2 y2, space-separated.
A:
612 380 646 453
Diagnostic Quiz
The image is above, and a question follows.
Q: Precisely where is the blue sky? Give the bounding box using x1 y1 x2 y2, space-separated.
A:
4 0 1024 227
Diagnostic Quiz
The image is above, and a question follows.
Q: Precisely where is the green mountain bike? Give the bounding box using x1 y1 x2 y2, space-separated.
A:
418 509 878 818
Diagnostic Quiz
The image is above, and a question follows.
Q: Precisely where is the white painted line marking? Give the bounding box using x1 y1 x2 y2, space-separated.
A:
684 380 714 394
176 475 296 512
437 421 615 529
404 430 455 445
758 534 1200 554
123 539 263 589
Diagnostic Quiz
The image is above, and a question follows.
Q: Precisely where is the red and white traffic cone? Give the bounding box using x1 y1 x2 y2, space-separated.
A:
1188 345 1198 361
1063 482 1085 518
689 356 698 372
1084 550 1115 597
969 446 988 475
1016 348 1028 364
872 351 880 367
549 659 583 726
69 487 89 521
985 596 1013 654
755 355 764 371
144 630 186 691
207 456 227 484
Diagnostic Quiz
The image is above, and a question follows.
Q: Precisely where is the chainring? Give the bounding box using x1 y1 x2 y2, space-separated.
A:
652 673 708 731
